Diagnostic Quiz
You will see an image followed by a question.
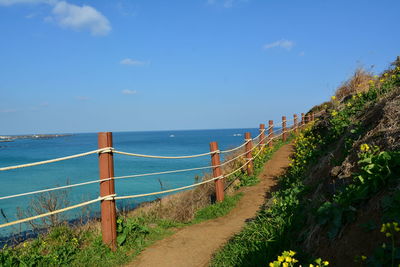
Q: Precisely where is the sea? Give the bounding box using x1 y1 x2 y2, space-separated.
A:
0 128 265 238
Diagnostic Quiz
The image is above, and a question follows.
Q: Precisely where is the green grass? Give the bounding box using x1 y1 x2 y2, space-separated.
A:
193 193 243 223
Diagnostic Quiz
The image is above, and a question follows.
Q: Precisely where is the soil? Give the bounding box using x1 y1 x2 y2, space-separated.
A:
127 143 293 267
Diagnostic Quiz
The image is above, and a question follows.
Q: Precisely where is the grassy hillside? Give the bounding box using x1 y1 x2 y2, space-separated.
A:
211 57 400 267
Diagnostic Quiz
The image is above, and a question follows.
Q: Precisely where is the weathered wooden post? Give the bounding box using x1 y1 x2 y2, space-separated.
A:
98 132 117 250
268 120 274 148
294 114 298 134
282 116 287 142
209 142 224 202
244 132 254 176
312 112 315 121
259 123 265 146
301 113 305 127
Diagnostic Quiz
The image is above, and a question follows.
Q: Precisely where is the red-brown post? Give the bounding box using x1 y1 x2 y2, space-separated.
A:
312 112 315 121
301 113 305 126
244 132 254 176
268 120 274 148
98 132 117 250
209 142 224 202
259 123 265 146
282 116 287 142
294 114 298 134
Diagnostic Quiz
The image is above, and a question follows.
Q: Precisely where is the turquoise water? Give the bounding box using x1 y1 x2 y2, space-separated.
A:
0 128 264 237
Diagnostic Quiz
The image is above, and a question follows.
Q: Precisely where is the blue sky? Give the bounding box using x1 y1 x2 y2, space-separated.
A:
1 0 399 135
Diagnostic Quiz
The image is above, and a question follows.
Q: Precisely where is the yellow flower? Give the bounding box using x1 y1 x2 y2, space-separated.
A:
278 256 284 262
358 93 362 97
347 103 352 107
323 261 329 266
360 144 370 152
289 250 296 256
282 263 289 267
381 224 386 233
269 263 274 267
331 96 336 100
380 79 385 83
374 75 379 78
361 255 367 261
386 232 392 237
309 264 314 267
384 73 388 77
397 67 400 71
331 111 338 116
368 80 374 84
285 257 292 262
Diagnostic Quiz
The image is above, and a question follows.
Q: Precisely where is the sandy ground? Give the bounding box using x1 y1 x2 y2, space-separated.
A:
128 143 293 267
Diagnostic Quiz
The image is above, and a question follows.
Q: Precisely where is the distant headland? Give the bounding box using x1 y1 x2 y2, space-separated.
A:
0 134 72 142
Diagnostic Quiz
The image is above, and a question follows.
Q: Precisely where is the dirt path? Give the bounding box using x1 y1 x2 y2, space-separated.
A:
128 144 293 267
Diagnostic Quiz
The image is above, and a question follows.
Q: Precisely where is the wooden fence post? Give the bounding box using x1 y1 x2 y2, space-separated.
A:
244 132 254 176
259 124 265 146
268 120 274 148
312 112 315 121
282 116 287 142
98 132 117 251
294 114 298 134
209 142 224 202
301 113 305 127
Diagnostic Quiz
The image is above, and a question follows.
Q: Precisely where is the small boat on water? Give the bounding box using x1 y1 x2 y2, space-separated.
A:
0 139 13 142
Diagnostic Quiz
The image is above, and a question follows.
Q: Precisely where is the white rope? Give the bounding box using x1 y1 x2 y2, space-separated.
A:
0 178 112 201
114 176 223 200
0 194 115 229
113 165 214 181
0 148 111 171
220 140 248 154
113 150 212 159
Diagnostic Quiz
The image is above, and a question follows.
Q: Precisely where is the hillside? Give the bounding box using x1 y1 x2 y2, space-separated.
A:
211 57 400 266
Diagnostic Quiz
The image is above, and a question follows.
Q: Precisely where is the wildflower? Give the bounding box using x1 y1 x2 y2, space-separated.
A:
23 242 27 248
392 75 397 79
283 263 289 267
269 263 274 267
374 75 379 78
331 96 336 101
309 265 314 267
386 232 392 237
368 80 374 84
397 66 400 71
289 250 296 256
323 261 329 266
347 103 352 107
331 111 338 116
361 256 367 261
384 73 388 77
360 144 370 152
380 79 385 83
358 93 362 97
278 256 284 262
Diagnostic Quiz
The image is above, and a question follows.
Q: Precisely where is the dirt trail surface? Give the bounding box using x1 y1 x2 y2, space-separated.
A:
128 144 293 267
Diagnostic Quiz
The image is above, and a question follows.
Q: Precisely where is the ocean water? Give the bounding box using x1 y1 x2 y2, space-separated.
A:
0 128 263 237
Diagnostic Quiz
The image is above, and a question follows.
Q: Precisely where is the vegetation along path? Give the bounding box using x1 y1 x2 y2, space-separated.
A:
128 143 294 267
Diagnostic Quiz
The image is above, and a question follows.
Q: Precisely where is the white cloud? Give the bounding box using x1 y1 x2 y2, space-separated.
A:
120 58 148 66
0 0 111 36
121 89 137 95
52 1 111 36
263 39 295 51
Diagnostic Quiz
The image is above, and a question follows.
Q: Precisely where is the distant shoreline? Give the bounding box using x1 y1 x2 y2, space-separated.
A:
0 134 72 142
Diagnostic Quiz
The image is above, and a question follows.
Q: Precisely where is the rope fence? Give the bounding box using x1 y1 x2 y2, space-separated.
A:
0 110 323 249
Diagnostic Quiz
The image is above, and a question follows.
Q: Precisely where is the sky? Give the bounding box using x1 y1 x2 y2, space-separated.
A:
0 0 399 135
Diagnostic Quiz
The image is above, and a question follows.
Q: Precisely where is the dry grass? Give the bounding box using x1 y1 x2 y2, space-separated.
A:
335 67 373 101
126 148 246 223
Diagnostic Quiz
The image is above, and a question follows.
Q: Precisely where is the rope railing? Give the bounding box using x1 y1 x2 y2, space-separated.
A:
0 148 110 172
112 150 213 159
0 194 115 229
